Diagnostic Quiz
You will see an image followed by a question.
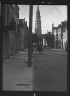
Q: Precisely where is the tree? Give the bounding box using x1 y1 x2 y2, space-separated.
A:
45 32 54 48
32 33 41 44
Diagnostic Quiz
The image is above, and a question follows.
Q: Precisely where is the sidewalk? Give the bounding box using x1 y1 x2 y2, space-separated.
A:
3 50 33 91
53 48 66 52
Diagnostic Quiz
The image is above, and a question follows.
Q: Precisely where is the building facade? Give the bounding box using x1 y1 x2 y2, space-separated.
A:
18 18 28 51
8 5 19 55
53 27 58 49
61 21 67 50
2 4 19 60
42 34 47 47
52 21 67 50
63 27 67 50
57 24 62 49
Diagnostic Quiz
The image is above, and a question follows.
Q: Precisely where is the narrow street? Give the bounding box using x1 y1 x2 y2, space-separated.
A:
33 48 67 91
2 4 67 92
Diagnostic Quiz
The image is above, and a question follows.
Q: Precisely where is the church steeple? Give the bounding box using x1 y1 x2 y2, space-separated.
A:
36 5 40 19
37 5 39 11
35 5 42 36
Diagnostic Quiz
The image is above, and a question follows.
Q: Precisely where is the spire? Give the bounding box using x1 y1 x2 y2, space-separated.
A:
36 5 40 18
35 5 42 35
37 5 39 11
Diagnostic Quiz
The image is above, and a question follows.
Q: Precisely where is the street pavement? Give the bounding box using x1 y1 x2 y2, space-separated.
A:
3 47 67 91
33 48 67 91
3 49 33 91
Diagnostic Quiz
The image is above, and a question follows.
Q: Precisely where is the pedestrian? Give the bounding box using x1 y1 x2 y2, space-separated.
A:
40 43 43 53
36 43 43 53
32 44 33 57
36 43 39 53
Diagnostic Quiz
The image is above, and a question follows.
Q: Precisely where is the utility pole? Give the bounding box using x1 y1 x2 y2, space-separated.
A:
1 3 4 63
28 5 33 67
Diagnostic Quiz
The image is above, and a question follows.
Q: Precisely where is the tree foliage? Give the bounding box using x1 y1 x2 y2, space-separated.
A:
32 33 42 44
32 33 38 43
45 32 54 48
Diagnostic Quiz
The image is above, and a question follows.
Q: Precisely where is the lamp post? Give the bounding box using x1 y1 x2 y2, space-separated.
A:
28 5 33 67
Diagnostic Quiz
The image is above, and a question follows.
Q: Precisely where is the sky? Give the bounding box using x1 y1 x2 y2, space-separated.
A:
18 5 67 34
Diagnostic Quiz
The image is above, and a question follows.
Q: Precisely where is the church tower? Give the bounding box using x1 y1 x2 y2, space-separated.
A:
35 5 42 37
